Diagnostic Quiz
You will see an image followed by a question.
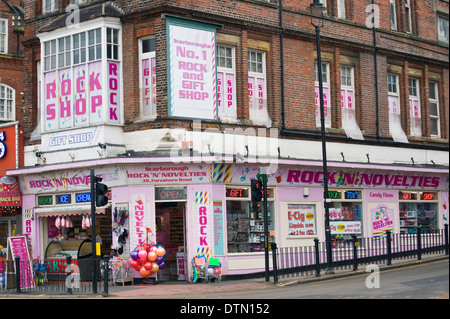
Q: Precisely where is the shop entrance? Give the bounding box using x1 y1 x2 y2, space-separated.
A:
155 202 186 281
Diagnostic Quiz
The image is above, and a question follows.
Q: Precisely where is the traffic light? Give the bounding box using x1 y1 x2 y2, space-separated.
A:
251 179 263 202
95 177 109 207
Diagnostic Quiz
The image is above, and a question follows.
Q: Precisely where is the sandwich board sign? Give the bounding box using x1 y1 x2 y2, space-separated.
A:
6 236 35 290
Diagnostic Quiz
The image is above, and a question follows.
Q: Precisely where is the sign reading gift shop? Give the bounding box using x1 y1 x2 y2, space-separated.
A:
167 17 221 120
43 60 122 132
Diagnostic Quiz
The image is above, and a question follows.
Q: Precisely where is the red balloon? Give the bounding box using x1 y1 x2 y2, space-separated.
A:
142 244 150 252
144 262 153 271
214 268 221 275
130 260 140 269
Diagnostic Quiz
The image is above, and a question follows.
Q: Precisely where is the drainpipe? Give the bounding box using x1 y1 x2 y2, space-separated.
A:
280 0 286 131
372 0 380 141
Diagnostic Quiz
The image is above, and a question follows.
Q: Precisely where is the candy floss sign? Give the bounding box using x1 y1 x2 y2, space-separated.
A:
130 194 151 249
43 60 121 131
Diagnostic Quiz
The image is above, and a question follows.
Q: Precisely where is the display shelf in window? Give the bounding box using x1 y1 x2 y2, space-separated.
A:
399 191 438 234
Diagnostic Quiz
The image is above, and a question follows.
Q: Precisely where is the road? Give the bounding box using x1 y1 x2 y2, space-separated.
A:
183 259 449 299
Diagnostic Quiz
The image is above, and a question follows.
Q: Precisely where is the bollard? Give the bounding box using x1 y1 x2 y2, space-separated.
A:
271 243 278 284
417 226 422 261
14 256 20 294
103 255 110 296
386 231 392 266
352 235 358 271
66 255 73 294
314 238 321 277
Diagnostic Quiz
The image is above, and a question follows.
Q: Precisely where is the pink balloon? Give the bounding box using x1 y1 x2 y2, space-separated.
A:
150 245 158 252
138 249 148 261
148 251 157 261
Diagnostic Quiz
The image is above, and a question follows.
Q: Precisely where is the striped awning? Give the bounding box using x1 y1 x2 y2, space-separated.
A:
34 205 108 217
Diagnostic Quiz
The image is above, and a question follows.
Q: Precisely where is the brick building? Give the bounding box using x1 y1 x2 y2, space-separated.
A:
7 0 449 281
0 0 24 250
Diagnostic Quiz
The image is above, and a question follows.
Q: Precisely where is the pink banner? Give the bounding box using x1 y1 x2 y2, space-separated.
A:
73 65 88 127
107 61 120 124
44 71 58 131
58 68 73 129
89 61 103 125
141 58 156 117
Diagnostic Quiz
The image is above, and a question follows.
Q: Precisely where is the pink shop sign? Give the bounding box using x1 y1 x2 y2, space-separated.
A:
127 164 208 185
227 165 447 190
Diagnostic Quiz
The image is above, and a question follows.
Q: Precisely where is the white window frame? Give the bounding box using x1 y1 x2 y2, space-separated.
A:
0 18 7 54
337 0 346 19
138 37 156 120
408 77 421 136
0 84 15 121
70 0 88 4
428 81 440 137
405 0 412 33
315 61 331 128
248 49 271 127
217 44 237 122
43 0 58 13
438 16 449 43
390 0 397 30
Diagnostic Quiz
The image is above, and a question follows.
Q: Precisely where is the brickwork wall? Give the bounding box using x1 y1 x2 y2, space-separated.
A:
20 0 449 147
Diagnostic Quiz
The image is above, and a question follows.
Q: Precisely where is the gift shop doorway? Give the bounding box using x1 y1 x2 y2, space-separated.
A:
155 202 186 281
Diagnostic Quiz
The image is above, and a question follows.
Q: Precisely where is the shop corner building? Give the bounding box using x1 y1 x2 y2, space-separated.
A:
6 0 449 281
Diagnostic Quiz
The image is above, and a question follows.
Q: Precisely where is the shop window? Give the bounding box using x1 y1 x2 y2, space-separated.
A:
399 191 438 234
327 190 363 248
139 37 156 119
314 61 331 128
226 186 274 253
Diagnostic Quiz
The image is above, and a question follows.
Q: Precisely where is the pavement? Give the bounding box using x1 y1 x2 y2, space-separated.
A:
1 253 447 299
105 253 449 299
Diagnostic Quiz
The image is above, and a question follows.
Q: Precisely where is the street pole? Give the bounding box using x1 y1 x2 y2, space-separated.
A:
90 169 98 293
312 16 334 275
262 172 269 282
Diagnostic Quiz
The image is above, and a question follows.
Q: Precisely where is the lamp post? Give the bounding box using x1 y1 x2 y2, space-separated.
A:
309 0 334 274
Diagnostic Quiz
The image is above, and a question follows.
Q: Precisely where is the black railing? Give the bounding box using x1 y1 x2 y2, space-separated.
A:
0 255 111 295
276 225 449 282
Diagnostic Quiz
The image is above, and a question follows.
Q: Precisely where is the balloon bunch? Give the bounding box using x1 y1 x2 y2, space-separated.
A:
129 243 167 278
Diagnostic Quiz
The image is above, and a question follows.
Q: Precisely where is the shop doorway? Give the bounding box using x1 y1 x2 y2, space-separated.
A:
155 202 186 281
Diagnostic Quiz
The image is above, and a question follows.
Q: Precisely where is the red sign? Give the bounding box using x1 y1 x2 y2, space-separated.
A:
0 175 22 206
0 123 23 175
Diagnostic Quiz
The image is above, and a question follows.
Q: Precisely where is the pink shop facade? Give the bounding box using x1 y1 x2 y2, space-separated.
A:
9 158 450 281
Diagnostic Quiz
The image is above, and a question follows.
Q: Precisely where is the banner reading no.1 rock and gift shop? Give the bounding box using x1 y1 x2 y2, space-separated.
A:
167 19 218 120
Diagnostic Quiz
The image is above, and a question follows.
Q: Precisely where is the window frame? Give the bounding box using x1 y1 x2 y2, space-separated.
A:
0 84 15 121
315 61 331 128
428 81 440 137
43 0 58 14
138 36 157 120
438 15 449 43
0 18 7 54
248 48 271 126
404 0 412 34
337 0 346 20
217 44 237 121
390 0 397 30
408 77 421 136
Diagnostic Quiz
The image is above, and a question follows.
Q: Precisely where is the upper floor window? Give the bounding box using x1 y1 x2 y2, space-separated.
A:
314 61 331 128
0 19 7 54
0 84 15 121
438 16 449 43
387 73 408 143
139 37 156 119
340 65 363 140
43 0 58 13
428 81 440 137
404 0 412 33
337 0 346 19
217 44 237 122
390 0 397 30
408 77 421 136
71 0 88 4
248 49 271 127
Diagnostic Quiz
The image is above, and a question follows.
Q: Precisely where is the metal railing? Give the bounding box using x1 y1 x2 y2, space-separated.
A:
0 255 112 295
274 224 449 282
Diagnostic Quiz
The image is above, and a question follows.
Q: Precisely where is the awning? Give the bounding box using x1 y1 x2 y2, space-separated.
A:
34 205 109 217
